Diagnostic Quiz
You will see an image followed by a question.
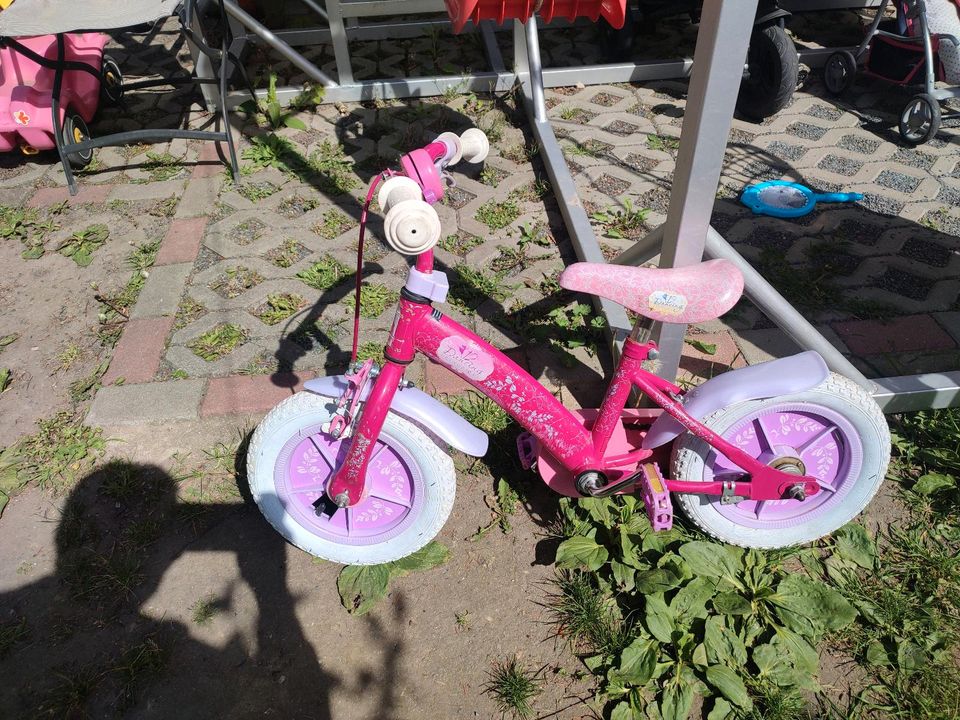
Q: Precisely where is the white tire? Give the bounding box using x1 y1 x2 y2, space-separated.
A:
247 391 456 565
671 373 890 548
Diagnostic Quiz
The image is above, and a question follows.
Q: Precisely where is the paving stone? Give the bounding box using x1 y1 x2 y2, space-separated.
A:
27 184 112 208
155 217 207 265
832 314 956 355
87 380 205 426
131 263 193 318
733 327 803 365
200 372 316 417
192 141 228 179
174 176 221 219
103 317 175 385
817 154 863 176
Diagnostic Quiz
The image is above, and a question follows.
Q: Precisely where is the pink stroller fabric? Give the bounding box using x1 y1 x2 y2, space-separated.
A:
925 0 960 82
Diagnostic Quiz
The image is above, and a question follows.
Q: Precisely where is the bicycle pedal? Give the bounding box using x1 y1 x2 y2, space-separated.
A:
516 432 537 471
638 462 673 531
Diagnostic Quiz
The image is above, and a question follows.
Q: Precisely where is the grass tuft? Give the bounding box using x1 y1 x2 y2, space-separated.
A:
484 656 542 720
188 324 249 362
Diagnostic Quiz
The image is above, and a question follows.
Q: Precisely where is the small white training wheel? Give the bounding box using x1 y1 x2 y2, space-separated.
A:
384 199 441 255
377 175 422 212
435 132 463 166
459 128 489 164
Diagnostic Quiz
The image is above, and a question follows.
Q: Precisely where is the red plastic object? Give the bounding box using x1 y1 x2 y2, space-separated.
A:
445 0 625 33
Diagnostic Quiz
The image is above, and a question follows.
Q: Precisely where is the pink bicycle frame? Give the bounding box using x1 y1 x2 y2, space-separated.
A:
324 256 821 508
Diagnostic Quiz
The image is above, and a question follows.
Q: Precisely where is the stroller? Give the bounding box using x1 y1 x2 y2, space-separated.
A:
822 0 960 145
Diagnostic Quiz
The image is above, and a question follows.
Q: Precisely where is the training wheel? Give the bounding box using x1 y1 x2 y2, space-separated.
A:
384 199 442 255
459 128 489 164
377 175 423 213
435 132 463 165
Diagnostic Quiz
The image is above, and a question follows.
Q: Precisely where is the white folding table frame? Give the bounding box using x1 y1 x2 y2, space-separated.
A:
210 0 959 413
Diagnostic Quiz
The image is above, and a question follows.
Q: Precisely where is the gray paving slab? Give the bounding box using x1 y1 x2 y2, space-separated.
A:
86 379 205 426
131 263 194 318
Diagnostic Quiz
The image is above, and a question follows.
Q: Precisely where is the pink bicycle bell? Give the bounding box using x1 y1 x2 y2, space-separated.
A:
397 129 490 204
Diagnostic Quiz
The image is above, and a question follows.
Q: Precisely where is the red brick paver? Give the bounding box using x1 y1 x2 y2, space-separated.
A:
200 372 316 417
155 217 207 266
27 184 112 208
832 314 956 355
103 317 175 385
192 142 227 179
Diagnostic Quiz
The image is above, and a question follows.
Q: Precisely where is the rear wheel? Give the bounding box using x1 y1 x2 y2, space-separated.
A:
671 373 890 548
737 24 799 121
899 93 941 146
61 112 93 170
100 54 124 105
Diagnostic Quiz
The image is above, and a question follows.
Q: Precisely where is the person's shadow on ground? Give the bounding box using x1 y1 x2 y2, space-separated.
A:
0 456 392 719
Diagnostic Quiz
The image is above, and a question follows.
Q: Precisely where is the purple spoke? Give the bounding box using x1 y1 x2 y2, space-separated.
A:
307 434 337 469
344 508 352 535
754 501 767 518
754 417 775 454
289 485 330 496
797 424 837 454
368 489 413 508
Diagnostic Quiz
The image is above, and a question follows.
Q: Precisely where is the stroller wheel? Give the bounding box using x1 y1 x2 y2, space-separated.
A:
823 50 856 95
61 113 93 170
899 94 941 146
100 54 124 105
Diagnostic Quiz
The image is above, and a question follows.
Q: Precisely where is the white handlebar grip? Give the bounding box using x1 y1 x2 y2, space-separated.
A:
459 128 489 164
435 132 463 166
383 199 442 255
377 175 422 212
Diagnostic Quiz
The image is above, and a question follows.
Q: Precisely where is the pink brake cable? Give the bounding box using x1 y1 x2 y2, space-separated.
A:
351 171 388 364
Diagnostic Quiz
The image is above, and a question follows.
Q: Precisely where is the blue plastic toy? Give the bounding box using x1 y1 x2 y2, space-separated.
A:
740 180 863 218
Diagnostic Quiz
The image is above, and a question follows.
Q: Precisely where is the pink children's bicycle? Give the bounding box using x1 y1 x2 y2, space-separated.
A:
247 129 891 566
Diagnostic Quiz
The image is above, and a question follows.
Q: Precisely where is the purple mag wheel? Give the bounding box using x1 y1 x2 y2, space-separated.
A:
704 403 863 529
273 423 426 546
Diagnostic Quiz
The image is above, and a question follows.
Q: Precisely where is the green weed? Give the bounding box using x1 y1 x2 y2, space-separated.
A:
296 255 350 291
95 240 160 347
337 542 449 615
564 139 609 158
188 324 249 361
209 266 263 299
312 209 352 239
277 194 319 217
265 238 309 268
191 595 218 625
242 134 358 195
552 495 856 718
647 134 681 153
240 72 321 130
448 392 511 434
57 223 109 266
438 231 482 256
0 616 29 659
100 459 147 501
476 198 521 230
142 151 183 182
68 360 109 402
449 265 510 312
356 341 385 365
256 293 306 325
485 656 542 720
148 196 178 217
590 199 650 239
0 412 104 493
174 296 206 331
343 283 397 318
0 203 63 259
236 180 279 202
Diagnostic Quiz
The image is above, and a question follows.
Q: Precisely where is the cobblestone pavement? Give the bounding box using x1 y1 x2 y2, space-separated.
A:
3 14 958 425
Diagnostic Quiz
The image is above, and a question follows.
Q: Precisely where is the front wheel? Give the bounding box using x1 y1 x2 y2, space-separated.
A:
247 391 456 565
671 373 890 548
61 112 93 170
899 94 941 146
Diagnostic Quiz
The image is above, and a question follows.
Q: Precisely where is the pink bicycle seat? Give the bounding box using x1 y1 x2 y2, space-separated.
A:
559 259 744 324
